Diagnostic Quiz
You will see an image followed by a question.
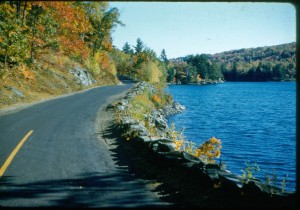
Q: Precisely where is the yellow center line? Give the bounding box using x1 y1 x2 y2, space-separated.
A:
0 130 34 177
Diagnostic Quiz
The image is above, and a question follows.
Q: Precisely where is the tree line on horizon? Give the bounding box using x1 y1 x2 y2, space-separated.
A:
167 42 296 84
215 42 296 82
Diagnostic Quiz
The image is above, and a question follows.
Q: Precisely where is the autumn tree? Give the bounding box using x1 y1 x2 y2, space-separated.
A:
46 2 91 60
26 2 57 63
0 2 28 79
84 2 123 55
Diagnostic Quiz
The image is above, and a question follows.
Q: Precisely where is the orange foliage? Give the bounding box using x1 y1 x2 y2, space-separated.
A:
102 41 113 52
195 137 222 163
33 1 91 59
20 64 35 81
151 94 161 104
95 51 110 71
58 36 89 59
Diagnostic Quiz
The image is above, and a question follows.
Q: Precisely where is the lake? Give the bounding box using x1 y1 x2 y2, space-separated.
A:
166 82 296 192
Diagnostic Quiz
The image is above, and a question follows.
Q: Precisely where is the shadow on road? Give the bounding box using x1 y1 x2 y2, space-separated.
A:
0 170 171 207
101 121 184 207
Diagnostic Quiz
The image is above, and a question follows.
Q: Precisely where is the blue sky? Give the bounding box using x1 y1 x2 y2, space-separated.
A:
109 2 296 59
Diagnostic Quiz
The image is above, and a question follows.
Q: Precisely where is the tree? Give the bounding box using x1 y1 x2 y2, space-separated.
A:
186 64 197 84
137 60 162 83
143 47 157 61
27 2 59 63
167 66 175 83
31 1 92 60
134 38 144 54
174 62 188 84
122 42 133 54
272 64 285 81
186 54 210 80
0 3 28 71
208 62 223 80
83 3 123 56
231 62 239 81
160 49 168 64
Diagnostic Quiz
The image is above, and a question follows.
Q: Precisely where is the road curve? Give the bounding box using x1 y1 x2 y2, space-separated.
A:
0 84 169 207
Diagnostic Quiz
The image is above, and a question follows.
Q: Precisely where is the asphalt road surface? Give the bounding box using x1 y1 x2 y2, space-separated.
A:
0 84 170 207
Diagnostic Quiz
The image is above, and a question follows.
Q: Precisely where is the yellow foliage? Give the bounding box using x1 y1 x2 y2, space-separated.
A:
138 61 162 83
168 123 185 151
127 92 153 123
196 74 202 82
195 137 222 163
94 51 116 76
174 140 184 150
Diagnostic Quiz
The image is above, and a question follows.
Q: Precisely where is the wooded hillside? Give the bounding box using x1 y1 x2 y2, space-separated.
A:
212 42 296 81
0 1 168 108
168 42 296 83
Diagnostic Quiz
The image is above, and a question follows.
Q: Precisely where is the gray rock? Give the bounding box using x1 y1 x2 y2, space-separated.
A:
242 181 264 195
182 151 201 163
120 99 129 106
181 162 199 168
121 117 138 126
137 135 152 143
116 105 126 111
205 168 220 180
5 86 24 97
218 171 244 189
155 117 168 130
129 124 150 136
205 163 220 169
158 151 184 162
150 139 176 153
70 66 96 86
163 102 185 116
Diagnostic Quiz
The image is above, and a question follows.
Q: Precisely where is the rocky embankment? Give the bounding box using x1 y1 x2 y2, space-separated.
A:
110 82 297 208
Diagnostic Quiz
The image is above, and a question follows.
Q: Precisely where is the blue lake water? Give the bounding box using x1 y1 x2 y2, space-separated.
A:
166 82 296 192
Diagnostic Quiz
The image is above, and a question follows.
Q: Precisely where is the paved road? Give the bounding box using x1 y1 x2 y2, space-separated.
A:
0 84 169 207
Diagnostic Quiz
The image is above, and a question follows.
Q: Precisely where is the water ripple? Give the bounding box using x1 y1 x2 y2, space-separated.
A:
167 82 296 192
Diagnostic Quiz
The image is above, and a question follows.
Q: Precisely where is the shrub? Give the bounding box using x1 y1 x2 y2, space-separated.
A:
127 91 153 122
168 123 185 150
138 61 162 83
241 161 260 182
168 123 222 163
195 137 222 163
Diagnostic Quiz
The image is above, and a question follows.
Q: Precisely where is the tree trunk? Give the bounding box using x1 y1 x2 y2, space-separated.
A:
30 41 34 63
2 48 10 87
4 48 8 71
30 15 37 63
16 1 21 19
22 1 27 23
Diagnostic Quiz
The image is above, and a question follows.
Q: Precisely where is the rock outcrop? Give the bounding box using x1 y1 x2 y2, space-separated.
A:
69 66 96 86
5 86 24 98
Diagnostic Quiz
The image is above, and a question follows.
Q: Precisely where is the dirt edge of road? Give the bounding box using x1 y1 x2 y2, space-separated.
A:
0 84 125 117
